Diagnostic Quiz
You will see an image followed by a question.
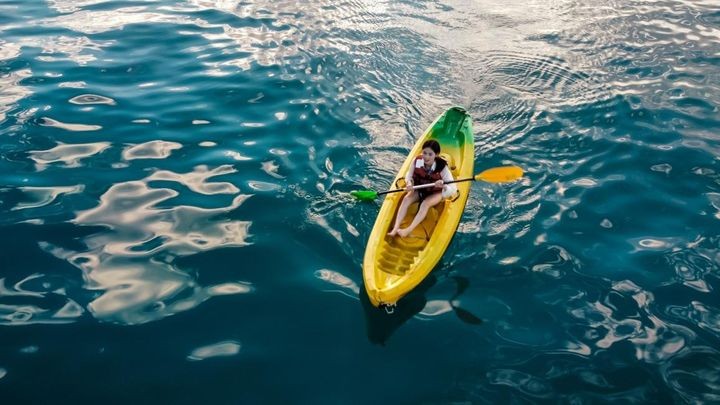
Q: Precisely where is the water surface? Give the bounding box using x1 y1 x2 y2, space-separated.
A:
1 0 719 402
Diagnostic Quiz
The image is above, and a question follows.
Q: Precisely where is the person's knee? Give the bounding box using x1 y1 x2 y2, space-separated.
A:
420 201 435 211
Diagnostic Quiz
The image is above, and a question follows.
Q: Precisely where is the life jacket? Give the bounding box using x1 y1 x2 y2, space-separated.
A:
412 155 447 191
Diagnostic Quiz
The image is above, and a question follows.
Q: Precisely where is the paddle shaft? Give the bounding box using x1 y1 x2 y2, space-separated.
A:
376 177 475 196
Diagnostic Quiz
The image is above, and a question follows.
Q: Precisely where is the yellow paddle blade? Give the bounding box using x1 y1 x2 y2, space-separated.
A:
474 166 524 183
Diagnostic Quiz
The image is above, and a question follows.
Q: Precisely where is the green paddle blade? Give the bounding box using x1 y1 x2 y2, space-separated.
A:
350 190 378 201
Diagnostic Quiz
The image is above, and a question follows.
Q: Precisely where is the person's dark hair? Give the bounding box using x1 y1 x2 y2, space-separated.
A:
420 139 446 171
422 140 441 154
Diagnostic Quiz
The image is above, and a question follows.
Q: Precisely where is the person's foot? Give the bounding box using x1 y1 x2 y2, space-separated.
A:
387 228 399 237
398 228 412 238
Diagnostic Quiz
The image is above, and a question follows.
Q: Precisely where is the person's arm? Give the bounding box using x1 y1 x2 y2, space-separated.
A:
405 159 416 186
440 166 457 199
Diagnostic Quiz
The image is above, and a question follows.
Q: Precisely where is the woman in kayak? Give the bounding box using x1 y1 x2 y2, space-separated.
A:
388 140 457 238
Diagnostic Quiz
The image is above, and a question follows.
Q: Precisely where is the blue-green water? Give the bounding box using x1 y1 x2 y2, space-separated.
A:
1 0 719 402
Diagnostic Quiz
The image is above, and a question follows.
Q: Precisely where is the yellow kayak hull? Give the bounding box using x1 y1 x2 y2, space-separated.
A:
363 107 474 307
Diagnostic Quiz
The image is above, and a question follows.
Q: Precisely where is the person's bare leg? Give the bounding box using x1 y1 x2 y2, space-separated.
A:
388 191 418 236
398 192 442 237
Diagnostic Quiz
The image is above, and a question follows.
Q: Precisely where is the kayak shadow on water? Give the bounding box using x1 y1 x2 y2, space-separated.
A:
360 273 483 345
360 276 432 345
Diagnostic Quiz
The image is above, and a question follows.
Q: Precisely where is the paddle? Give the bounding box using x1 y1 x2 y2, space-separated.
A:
350 165 524 201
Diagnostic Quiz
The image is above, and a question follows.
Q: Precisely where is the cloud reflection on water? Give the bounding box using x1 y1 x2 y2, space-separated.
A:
37 166 253 325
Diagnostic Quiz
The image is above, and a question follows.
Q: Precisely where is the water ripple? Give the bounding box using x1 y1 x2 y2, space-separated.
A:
33 169 254 324
69 94 116 105
11 185 84 211
30 142 111 170
187 340 241 361
0 274 85 325
38 117 102 132
122 140 182 161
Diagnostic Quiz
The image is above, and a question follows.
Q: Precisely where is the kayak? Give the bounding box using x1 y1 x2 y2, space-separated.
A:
362 106 474 308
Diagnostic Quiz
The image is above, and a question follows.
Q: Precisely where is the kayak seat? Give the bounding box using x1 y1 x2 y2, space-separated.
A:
439 153 458 177
438 152 461 201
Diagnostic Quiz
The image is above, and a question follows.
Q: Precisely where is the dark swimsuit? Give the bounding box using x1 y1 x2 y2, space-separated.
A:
417 187 438 202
